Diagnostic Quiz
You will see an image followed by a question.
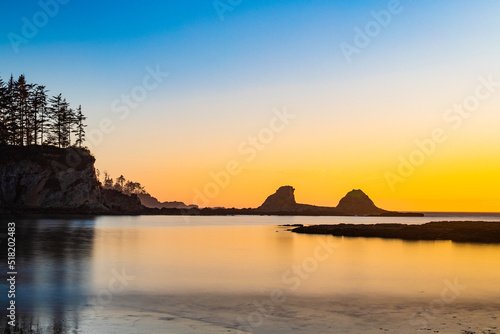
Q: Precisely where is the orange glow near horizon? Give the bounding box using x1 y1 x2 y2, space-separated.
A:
91 67 500 214
93 122 500 213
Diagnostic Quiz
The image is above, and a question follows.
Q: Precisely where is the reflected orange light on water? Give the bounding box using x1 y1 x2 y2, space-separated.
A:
90 219 500 300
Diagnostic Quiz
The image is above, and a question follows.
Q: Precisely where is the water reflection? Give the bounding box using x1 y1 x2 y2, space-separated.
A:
0 217 96 333
0 215 499 333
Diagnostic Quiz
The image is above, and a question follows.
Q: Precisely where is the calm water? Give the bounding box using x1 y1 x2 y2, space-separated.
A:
1 215 499 333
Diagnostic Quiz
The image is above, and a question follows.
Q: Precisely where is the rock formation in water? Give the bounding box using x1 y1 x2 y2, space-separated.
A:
335 189 384 215
258 186 299 212
291 221 500 243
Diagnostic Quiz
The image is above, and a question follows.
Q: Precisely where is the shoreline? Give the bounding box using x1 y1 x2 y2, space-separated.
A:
0 206 423 217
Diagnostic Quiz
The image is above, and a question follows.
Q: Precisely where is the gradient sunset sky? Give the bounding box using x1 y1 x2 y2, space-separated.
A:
1 0 499 211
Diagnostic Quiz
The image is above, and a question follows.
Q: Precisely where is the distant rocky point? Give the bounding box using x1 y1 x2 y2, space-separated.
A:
137 193 198 210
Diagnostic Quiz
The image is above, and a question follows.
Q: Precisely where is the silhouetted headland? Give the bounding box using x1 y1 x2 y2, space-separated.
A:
0 145 140 215
291 221 500 243
137 192 198 210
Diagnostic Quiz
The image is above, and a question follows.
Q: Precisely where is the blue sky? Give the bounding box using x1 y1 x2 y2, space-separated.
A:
2 0 498 98
2 0 498 96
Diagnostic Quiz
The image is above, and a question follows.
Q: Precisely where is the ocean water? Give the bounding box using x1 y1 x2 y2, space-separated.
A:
1 215 499 333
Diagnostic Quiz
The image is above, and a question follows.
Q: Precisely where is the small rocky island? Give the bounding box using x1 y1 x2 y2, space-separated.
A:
291 221 500 243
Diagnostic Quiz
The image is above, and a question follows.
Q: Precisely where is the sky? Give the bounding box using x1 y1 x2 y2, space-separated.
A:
1 0 500 212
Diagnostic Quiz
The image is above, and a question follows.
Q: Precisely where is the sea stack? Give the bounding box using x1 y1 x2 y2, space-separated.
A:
336 189 383 215
257 185 298 212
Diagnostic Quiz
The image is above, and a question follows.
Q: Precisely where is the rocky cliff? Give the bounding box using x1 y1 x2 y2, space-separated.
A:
0 145 143 214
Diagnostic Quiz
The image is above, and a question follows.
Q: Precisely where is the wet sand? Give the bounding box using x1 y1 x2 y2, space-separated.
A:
71 293 500 334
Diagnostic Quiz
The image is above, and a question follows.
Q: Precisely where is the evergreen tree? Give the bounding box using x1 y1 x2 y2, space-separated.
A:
60 99 74 147
74 105 86 147
0 73 86 148
14 75 32 146
0 76 7 144
32 85 48 145
47 94 64 147
5 75 17 145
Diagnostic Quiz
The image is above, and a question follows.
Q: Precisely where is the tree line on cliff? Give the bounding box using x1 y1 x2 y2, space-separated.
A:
0 74 86 148
97 170 147 196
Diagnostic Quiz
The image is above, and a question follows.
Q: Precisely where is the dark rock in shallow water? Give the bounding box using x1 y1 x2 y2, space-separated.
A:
291 221 500 243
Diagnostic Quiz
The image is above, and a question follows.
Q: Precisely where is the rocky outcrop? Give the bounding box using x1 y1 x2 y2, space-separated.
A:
335 189 384 215
258 186 300 212
103 189 144 214
137 193 198 210
0 145 105 211
0 145 148 214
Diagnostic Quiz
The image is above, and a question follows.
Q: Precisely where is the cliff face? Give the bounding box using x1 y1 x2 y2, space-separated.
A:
0 145 105 210
0 145 144 213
